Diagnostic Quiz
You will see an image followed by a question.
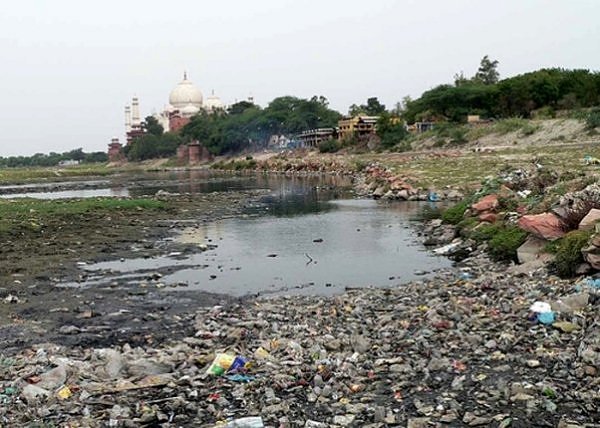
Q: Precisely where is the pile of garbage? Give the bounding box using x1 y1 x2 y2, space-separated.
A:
1 257 598 426
3 162 599 428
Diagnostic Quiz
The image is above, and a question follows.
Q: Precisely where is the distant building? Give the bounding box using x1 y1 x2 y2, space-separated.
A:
107 137 125 163
176 140 213 165
338 116 379 140
154 72 224 133
406 121 435 134
297 128 336 148
124 97 144 144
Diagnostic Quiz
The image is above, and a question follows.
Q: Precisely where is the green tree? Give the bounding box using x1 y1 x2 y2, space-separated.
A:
474 55 500 85
143 115 164 136
377 113 408 149
349 97 386 116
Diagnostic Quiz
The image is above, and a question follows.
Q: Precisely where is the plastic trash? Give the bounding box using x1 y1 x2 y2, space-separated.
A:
537 311 555 325
529 301 551 313
226 374 255 382
223 416 264 428
206 353 236 376
229 355 249 373
428 192 440 202
529 301 555 325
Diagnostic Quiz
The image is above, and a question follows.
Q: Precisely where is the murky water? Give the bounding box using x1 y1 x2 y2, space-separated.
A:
10 171 450 295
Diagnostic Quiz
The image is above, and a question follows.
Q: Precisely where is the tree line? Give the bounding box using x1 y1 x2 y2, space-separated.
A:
180 96 342 155
403 58 600 123
0 148 107 168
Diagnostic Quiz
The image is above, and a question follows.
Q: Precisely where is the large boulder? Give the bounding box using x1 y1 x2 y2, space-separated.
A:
579 208 600 231
517 236 548 264
471 194 499 213
517 213 565 240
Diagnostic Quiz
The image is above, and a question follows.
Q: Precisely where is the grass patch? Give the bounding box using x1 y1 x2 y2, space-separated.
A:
548 230 592 277
441 201 470 225
0 197 165 235
0 163 130 185
487 225 528 262
211 159 258 170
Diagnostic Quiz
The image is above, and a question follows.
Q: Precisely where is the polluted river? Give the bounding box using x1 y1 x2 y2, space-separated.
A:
3 170 451 297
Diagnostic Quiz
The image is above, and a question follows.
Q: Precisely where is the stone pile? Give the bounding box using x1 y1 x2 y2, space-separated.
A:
1 257 597 427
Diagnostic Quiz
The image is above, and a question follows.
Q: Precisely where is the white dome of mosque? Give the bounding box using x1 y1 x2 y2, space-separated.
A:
169 72 203 109
181 104 200 116
204 90 224 110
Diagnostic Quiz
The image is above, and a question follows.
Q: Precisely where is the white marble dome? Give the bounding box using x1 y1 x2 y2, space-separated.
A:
181 104 200 116
169 72 203 110
204 90 224 110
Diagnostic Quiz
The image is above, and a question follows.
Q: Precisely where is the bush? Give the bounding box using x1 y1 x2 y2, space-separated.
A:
470 223 501 243
487 225 528 262
441 201 469 225
318 139 341 153
549 230 592 277
586 108 600 130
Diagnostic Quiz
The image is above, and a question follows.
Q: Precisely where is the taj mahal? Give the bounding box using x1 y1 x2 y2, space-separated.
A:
108 72 229 162
124 72 224 141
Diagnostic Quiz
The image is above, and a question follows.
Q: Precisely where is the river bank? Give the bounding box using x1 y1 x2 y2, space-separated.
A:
1 251 597 427
0 161 598 426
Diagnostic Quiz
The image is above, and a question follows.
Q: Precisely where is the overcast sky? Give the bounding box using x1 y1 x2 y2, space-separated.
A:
1 0 599 156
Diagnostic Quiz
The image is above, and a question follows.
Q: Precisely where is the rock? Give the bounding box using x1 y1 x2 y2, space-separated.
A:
478 212 497 223
407 418 430 428
583 246 600 269
517 236 548 264
446 190 464 201
552 293 589 313
517 213 565 240
397 189 409 200
21 384 50 402
332 414 355 426
372 186 386 198
578 208 600 230
58 325 80 335
471 194 499 213
382 190 396 200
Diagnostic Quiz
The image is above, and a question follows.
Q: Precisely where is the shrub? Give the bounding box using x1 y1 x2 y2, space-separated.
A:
318 139 341 153
549 230 592 277
586 108 600 130
487 225 528 262
470 223 501 243
441 201 469 225
456 217 479 236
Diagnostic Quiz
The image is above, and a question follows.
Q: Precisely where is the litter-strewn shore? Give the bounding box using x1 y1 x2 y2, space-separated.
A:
1 251 598 427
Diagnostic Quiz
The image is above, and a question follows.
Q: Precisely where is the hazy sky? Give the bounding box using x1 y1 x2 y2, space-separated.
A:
1 0 599 156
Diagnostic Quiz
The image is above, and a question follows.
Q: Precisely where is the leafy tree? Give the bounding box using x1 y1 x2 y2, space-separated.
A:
143 115 164 136
349 97 386 116
474 55 500 85
377 113 409 149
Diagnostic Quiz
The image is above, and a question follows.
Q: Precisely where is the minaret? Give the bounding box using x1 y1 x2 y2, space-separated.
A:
125 105 132 133
131 97 141 129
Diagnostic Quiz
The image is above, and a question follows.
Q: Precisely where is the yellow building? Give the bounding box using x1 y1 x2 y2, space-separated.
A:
337 116 379 140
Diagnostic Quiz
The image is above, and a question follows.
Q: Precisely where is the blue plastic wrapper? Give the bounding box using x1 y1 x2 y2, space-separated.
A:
537 311 555 325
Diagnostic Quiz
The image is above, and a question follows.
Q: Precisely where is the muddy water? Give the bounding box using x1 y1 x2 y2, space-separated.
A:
45 171 451 296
